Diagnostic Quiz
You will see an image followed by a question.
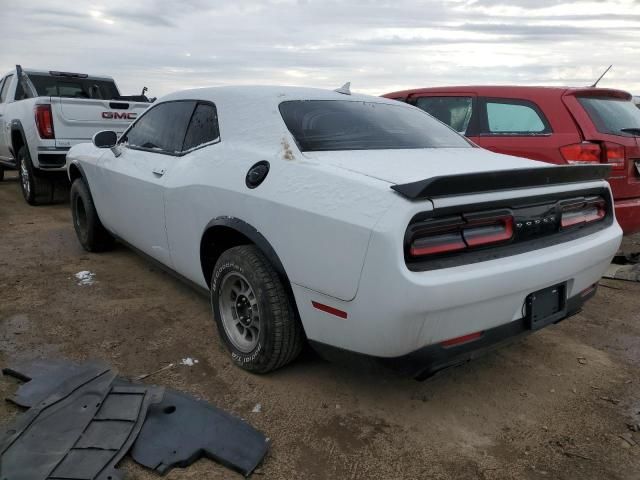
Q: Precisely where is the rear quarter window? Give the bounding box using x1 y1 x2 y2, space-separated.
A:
483 99 550 135
578 97 640 137
182 102 220 151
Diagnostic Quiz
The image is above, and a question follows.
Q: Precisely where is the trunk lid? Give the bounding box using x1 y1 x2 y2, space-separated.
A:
562 89 640 200
304 147 545 185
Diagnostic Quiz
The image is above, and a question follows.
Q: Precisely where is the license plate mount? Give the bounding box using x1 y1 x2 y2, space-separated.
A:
525 283 567 330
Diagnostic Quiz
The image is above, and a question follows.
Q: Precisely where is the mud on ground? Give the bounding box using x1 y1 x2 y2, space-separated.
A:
1 170 639 479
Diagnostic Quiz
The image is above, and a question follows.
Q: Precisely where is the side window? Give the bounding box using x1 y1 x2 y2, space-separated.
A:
0 75 13 103
182 103 220 151
124 101 196 154
483 99 550 135
415 96 473 134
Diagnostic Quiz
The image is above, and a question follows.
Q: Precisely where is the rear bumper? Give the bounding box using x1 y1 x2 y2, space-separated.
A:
35 147 69 171
614 197 640 235
293 220 621 358
310 286 596 379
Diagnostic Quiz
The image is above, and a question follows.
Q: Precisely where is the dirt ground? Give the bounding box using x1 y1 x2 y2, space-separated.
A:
1 170 639 479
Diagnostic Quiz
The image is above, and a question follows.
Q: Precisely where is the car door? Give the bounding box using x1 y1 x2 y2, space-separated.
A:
0 75 13 160
476 98 555 162
93 100 197 266
408 92 480 143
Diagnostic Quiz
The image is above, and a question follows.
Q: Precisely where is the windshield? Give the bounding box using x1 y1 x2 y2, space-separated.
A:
279 100 471 151
578 96 640 137
28 74 120 100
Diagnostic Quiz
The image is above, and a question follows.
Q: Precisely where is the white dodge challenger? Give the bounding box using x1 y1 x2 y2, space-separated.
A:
67 86 622 378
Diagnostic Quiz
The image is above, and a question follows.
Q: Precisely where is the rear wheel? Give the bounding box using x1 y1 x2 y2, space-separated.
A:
211 245 303 373
17 146 57 205
70 178 114 252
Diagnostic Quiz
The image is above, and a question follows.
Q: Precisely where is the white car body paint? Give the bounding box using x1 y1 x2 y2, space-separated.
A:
68 86 622 359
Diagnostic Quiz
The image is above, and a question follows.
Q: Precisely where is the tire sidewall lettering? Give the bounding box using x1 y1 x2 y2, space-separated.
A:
212 261 264 363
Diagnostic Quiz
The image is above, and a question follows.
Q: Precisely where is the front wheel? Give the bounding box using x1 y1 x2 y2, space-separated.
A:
211 245 303 373
70 178 114 252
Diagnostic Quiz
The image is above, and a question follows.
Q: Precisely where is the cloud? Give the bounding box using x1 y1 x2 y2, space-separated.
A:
0 0 638 97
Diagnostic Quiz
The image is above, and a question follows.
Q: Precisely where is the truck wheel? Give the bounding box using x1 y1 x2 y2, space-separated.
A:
17 146 55 205
211 245 304 373
70 178 114 252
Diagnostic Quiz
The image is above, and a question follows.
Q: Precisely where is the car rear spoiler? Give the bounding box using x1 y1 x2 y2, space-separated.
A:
391 165 611 201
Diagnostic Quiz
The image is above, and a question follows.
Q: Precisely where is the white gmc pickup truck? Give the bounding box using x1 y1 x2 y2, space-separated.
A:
0 66 150 204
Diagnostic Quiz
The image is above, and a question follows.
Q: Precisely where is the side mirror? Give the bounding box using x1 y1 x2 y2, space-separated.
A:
92 130 118 148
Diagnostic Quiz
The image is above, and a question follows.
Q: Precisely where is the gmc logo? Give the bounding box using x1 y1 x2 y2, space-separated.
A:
102 112 137 120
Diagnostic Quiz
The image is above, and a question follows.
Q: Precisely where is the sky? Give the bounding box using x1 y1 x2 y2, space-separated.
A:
1 0 639 98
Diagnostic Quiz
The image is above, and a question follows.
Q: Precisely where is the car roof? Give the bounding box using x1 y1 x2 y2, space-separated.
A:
384 85 632 100
157 85 414 148
160 85 403 107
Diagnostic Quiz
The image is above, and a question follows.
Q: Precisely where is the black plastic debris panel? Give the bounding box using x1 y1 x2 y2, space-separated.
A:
0 359 270 479
131 389 270 477
2 358 110 408
0 363 163 480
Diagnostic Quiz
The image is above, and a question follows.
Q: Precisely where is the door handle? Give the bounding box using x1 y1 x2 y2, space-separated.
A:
152 167 166 177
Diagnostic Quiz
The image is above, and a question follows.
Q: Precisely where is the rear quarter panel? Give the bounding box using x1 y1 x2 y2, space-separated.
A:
3 98 53 165
163 143 397 301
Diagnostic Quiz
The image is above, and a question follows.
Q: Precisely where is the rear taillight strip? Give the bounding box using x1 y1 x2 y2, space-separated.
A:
409 196 608 259
409 214 514 258
560 199 605 229
464 216 514 247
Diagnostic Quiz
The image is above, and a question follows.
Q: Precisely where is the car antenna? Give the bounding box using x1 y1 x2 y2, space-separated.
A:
591 65 612 88
334 82 351 95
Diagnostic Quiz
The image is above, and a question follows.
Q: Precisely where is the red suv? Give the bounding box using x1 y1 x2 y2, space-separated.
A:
383 86 640 234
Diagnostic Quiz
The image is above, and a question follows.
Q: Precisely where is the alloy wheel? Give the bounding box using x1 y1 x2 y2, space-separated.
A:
219 272 261 352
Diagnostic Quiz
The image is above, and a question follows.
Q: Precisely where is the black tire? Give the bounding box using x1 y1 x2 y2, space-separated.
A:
70 178 114 252
17 146 57 205
0 166 4 181
211 245 304 373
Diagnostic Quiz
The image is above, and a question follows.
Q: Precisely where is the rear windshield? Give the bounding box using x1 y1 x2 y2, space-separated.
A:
578 97 640 137
279 100 471 151
28 74 120 100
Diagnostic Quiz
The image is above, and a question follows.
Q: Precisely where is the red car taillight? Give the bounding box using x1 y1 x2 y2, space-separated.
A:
560 198 606 229
560 141 626 171
603 142 625 170
560 142 601 164
35 105 55 139
409 213 514 258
